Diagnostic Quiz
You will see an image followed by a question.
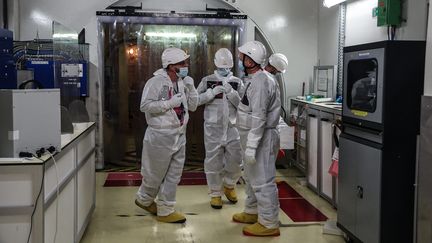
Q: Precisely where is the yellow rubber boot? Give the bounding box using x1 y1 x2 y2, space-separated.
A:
157 211 186 223
243 222 280 237
224 186 238 204
210 197 223 209
135 199 157 215
232 212 258 224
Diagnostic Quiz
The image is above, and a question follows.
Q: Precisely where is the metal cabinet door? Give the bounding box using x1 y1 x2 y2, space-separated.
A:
355 140 382 243
319 112 334 201
339 135 382 243
338 135 358 235
307 109 319 191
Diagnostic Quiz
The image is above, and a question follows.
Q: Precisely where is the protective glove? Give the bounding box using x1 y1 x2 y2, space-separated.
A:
244 147 257 164
212 85 225 96
204 88 215 100
183 76 195 88
166 93 182 108
223 81 233 94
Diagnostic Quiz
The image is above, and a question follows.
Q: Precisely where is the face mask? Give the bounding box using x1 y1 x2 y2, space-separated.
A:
238 60 245 72
176 67 189 78
217 68 231 77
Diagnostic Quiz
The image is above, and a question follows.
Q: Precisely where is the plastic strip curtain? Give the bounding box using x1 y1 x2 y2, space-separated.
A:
95 15 246 168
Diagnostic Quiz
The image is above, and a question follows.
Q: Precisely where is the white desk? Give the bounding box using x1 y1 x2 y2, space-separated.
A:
0 122 96 243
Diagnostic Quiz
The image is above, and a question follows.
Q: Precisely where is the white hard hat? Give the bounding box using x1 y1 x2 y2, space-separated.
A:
269 53 288 73
161 47 190 68
238 41 267 65
214 48 233 68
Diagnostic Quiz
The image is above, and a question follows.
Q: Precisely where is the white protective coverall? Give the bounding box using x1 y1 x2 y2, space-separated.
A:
236 70 281 229
136 68 199 216
197 71 243 197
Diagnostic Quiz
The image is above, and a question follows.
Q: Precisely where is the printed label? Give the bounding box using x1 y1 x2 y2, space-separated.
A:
351 110 368 117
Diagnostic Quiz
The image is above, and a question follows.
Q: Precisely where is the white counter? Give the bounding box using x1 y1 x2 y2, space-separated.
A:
291 98 342 113
0 122 96 243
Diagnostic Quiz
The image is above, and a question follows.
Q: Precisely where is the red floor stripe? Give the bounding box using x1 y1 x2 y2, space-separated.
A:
103 172 208 187
277 181 302 198
180 172 207 179
105 172 142 180
103 180 142 187
276 181 328 222
279 198 328 222
178 178 208 185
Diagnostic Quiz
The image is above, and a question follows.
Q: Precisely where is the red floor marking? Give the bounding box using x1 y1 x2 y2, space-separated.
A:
178 178 208 185
181 171 207 179
103 172 208 187
276 181 328 222
279 198 328 222
105 172 142 180
277 181 302 198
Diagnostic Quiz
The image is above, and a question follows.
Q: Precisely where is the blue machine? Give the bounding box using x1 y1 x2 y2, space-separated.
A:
24 59 88 97
0 28 17 89
24 60 55 89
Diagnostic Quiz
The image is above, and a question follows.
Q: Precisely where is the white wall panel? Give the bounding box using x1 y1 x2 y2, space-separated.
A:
231 0 319 102
345 0 428 46
424 2 432 96
318 4 339 66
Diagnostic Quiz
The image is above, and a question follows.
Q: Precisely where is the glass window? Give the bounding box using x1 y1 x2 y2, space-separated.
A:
347 58 378 112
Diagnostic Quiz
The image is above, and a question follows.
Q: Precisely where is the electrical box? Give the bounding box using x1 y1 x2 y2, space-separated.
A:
0 89 61 158
377 0 401 26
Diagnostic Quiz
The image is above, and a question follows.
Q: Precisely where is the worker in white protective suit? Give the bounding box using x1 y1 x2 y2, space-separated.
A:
264 53 289 76
264 53 290 133
232 41 282 237
135 47 199 224
197 48 243 209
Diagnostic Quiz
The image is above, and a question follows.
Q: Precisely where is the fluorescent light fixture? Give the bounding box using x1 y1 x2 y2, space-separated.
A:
223 34 232 40
323 0 347 8
52 33 78 39
145 32 197 39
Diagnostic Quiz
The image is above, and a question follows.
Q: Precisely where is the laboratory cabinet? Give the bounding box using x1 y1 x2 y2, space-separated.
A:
0 123 96 243
291 99 341 206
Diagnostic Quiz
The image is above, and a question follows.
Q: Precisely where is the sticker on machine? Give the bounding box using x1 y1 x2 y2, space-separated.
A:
351 110 368 117
8 130 19 141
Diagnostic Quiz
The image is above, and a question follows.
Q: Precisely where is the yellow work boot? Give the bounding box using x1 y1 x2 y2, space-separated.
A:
232 212 258 224
224 186 238 204
157 211 186 223
135 199 157 215
210 197 223 209
243 222 280 237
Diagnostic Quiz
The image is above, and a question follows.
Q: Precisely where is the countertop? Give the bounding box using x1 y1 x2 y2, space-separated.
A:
0 122 95 165
291 98 342 114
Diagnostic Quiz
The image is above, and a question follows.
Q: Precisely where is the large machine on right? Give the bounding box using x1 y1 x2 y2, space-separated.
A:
337 40 426 243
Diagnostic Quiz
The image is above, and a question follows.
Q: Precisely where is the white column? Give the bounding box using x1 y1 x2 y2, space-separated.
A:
424 2 432 96
6 0 19 40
